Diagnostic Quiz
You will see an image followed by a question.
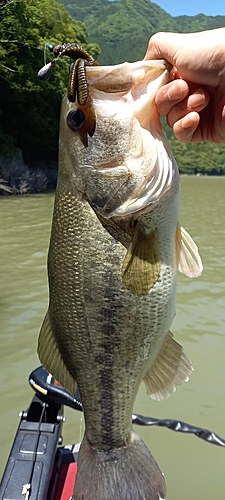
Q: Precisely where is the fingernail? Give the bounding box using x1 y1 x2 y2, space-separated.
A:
188 89 206 109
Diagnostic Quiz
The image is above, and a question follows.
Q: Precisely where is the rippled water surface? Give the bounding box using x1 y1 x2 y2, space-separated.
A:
0 177 225 499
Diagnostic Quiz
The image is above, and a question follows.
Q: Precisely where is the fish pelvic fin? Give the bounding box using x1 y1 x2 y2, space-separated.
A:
143 331 193 401
74 432 166 500
121 226 160 296
37 311 76 395
176 223 203 278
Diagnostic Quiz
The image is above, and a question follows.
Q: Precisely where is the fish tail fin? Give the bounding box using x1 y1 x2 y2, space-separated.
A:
74 432 166 500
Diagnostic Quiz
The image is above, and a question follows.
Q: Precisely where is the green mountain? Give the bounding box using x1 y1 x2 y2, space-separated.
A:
1 0 225 191
56 0 225 175
59 0 176 64
59 0 225 64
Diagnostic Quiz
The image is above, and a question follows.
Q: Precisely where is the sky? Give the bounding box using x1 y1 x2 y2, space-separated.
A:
153 0 225 17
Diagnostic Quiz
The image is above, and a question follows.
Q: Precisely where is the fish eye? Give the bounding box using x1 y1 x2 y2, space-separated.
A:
67 109 85 131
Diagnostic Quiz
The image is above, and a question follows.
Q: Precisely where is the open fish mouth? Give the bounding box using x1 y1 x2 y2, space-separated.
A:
85 59 173 124
85 58 172 88
81 59 174 218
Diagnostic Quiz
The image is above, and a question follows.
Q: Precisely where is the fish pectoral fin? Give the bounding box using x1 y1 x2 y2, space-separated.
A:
176 223 203 278
121 226 160 296
143 331 193 401
37 311 76 396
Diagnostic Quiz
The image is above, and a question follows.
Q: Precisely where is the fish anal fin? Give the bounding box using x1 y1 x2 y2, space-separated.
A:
176 223 203 278
37 311 76 395
143 331 193 401
122 226 160 296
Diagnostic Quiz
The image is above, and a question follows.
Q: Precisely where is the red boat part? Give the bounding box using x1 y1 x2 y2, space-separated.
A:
54 462 78 500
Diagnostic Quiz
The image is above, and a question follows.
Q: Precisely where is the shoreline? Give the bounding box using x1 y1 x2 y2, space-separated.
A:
0 147 224 196
1 172 224 196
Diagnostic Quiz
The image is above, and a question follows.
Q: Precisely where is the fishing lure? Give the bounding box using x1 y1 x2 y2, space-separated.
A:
68 57 90 105
38 42 98 105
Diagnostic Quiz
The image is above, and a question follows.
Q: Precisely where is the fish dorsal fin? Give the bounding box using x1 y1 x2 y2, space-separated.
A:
121 225 160 296
143 331 193 401
37 311 76 395
176 223 203 278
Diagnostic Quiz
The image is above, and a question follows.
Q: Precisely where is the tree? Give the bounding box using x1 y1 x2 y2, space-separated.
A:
0 0 100 162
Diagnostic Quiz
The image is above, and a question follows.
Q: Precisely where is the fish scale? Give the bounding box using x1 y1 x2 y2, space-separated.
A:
46 186 177 447
49 193 139 446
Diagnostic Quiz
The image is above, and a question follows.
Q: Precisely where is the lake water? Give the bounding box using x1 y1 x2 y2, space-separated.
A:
0 176 225 499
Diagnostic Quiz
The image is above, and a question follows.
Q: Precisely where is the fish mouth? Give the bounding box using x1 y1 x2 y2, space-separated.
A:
82 60 175 218
85 58 172 140
80 59 172 145
85 58 172 84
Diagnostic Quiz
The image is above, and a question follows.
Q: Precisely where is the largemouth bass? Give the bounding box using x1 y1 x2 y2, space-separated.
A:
38 58 203 500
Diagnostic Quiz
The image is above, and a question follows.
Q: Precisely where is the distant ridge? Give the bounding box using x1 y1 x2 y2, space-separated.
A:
58 0 225 64
57 0 225 175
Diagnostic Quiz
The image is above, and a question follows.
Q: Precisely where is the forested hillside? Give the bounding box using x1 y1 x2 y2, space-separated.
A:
60 0 225 65
0 0 99 158
60 0 177 64
59 0 225 176
0 0 224 195
0 0 99 192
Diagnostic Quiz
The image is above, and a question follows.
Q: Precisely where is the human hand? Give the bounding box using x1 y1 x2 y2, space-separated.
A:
145 29 225 143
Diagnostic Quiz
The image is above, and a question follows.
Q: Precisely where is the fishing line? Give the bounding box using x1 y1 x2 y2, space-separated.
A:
73 392 225 447
30 367 225 448
43 43 55 65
